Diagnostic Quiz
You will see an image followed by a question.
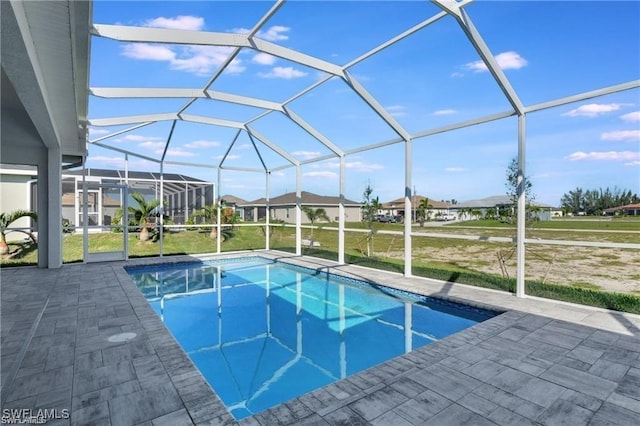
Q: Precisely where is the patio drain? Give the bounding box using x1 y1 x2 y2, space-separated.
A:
108 332 137 343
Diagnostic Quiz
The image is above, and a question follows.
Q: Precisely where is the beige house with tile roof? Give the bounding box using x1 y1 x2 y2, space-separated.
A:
240 191 362 223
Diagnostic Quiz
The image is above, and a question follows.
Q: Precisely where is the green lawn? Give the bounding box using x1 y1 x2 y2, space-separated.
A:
2 223 638 314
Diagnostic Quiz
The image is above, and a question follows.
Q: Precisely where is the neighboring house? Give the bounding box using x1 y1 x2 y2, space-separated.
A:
219 194 248 221
240 191 362 224
1 167 215 231
0 165 38 241
603 203 640 216
452 195 554 221
382 195 452 221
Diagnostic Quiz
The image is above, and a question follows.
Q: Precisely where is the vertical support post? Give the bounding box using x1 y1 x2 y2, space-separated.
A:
295 165 302 256
159 163 164 257
516 114 526 298
47 147 62 268
404 139 413 277
216 168 221 254
338 156 345 264
81 164 88 263
265 171 271 250
184 183 189 224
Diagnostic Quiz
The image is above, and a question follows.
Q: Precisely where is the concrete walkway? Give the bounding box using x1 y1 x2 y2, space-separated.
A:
1 251 638 425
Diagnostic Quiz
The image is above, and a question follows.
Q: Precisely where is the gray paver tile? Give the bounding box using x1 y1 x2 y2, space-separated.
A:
536 399 595 426
410 365 482 401
590 401 640 426
392 389 453 424
109 382 184 425
473 384 544 419
462 359 508 382
424 403 495 426
72 360 136 395
539 364 617 400
589 358 630 382
487 406 539 426
486 367 534 393
388 376 428 398
606 392 640 414
6 365 73 402
457 393 498 417
321 406 368 426
513 376 567 408
71 402 110 426
347 386 408 421
558 389 603 412
150 409 194 426
370 411 414 426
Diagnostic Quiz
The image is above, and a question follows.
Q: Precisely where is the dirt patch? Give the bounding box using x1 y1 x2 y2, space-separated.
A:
387 245 640 295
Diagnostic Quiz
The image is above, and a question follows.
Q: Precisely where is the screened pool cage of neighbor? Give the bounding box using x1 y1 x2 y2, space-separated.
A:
4 0 639 300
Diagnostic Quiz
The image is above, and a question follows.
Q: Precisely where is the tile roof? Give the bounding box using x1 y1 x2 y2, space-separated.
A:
240 191 361 206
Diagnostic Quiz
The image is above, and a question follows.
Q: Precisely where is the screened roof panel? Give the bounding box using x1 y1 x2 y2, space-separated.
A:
347 14 514 134
466 1 640 106
286 78 400 151
210 48 329 103
266 1 440 64
86 1 639 204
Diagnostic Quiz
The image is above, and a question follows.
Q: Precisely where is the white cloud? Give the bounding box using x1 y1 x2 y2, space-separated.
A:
144 16 204 31
464 51 527 73
258 66 308 79
139 141 166 150
563 103 629 118
304 171 337 179
260 25 291 41
88 128 109 136
445 167 466 172
433 109 457 116
121 43 244 76
624 160 640 166
252 52 276 65
87 156 126 167
621 111 640 122
450 72 464 78
215 154 240 160
184 140 220 148
231 25 291 42
566 151 640 161
601 130 640 141
326 160 384 172
162 148 196 157
385 105 406 117
122 43 175 61
292 151 321 159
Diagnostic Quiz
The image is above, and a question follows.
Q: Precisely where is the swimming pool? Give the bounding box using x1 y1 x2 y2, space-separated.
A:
126 257 496 419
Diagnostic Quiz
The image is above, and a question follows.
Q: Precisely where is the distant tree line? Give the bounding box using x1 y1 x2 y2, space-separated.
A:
560 187 639 215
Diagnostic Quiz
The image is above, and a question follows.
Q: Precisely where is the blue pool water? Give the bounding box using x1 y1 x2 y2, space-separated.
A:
126 257 496 419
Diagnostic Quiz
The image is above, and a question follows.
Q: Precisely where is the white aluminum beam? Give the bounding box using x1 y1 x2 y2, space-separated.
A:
524 80 640 114
92 24 252 48
90 113 176 127
219 166 264 172
218 129 242 168
91 141 159 163
163 160 218 169
283 107 344 156
338 155 345 264
88 122 154 143
247 132 268 171
411 110 515 140
300 153 340 166
92 86 282 112
180 114 244 129
404 139 413 277
245 126 300 166
160 120 177 162
342 70 412 141
250 38 344 77
434 1 525 115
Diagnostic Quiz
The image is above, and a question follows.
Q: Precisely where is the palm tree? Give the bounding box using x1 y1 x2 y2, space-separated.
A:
0 210 38 255
416 198 433 227
302 207 330 245
195 204 219 239
129 192 160 241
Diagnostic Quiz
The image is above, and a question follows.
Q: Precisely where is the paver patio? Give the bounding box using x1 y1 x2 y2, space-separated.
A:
1 251 638 425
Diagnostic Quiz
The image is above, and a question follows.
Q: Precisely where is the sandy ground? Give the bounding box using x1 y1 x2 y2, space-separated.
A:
388 245 640 295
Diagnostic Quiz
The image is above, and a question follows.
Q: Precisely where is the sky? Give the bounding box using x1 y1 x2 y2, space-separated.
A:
86 0 640 206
